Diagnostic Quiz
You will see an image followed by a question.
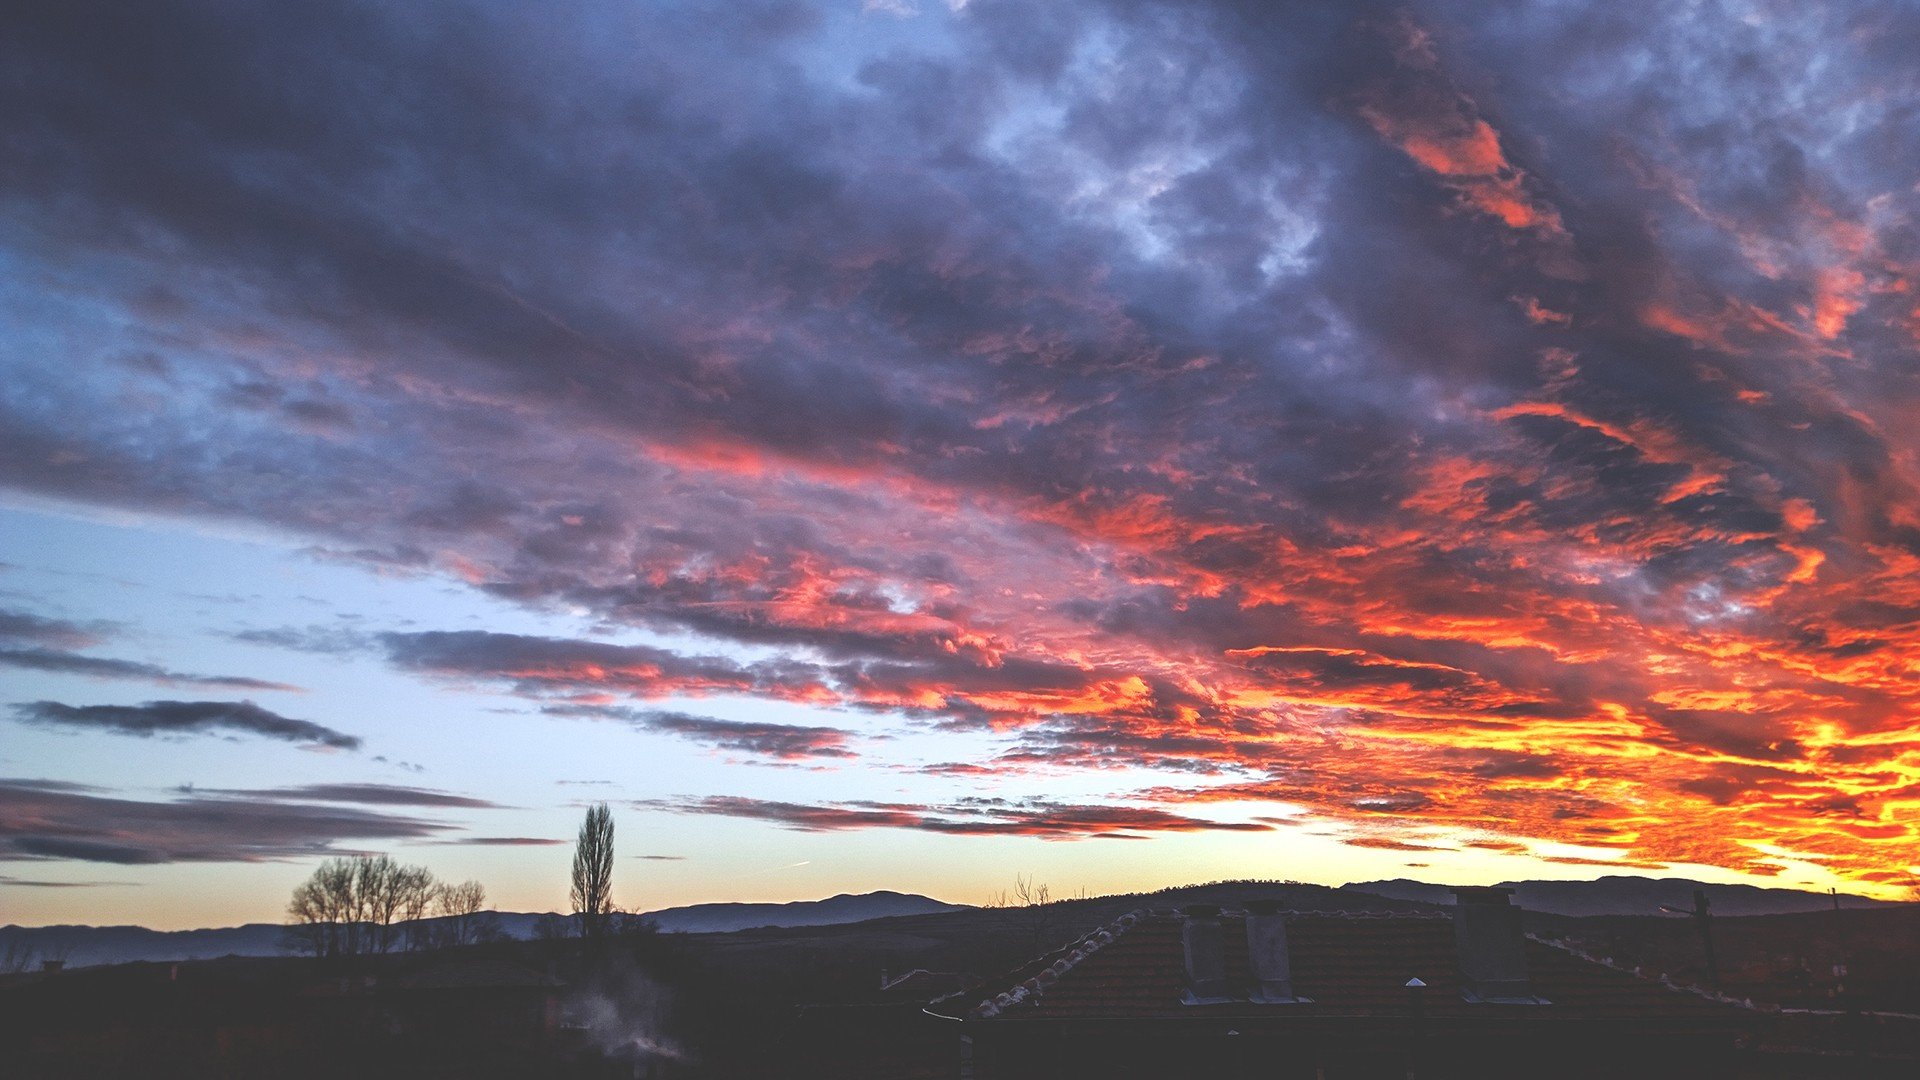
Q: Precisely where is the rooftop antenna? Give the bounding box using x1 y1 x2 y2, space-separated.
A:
1658 889 1718 991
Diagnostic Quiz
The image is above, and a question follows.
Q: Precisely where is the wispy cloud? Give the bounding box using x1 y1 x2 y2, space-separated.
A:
548 705 857 761
0 778 448 864
658 795 1273 841
429 836 566 847
0 608 299 691
0 874 141 888
0 649 300 691
13 700 358 750
186 782 498 808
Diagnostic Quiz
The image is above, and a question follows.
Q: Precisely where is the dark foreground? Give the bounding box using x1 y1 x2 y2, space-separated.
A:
4 881 1917 1078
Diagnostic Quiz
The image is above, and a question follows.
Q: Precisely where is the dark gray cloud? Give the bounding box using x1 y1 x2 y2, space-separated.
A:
0 607 297 690
428 836 567 847
0 609 109 649
381 630 833 702
228 625 371 654
548 704 856 760
657 794 1274 840
0 648 301 691
12 700 359 750
0 874 140 888
188 782 499 808
0 778 447 864
638 710 857 760
3 0 1919 880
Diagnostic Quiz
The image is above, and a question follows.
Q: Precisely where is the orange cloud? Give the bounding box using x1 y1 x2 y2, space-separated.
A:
1358 20 1568 245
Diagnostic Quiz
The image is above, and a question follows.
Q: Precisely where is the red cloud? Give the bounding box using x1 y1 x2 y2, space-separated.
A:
1358 23 1567 243
11 0 1920 894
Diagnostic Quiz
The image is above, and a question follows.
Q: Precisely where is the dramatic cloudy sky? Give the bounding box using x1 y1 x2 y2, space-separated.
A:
5 0 1920 927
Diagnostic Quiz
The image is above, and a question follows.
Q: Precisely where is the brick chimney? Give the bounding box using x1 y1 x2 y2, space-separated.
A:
1451 886 1535 1002
1243 899 1294 1001
1180 904 1228 1003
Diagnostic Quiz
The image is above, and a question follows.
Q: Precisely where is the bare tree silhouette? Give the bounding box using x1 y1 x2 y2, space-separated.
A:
2 938 40 974
986 873 1059 954
433 879 495 947
285 854 440 956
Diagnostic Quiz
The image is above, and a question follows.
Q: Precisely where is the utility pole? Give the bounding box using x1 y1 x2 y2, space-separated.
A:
1660 889 1719 991
1693 889 1719 992
1830 886 1849 1000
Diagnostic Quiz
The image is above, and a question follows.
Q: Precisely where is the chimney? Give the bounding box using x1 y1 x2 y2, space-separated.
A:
1181 904 1228 1002
1451 887 1533 1001
1243 900 1294 1001
41 959 65 974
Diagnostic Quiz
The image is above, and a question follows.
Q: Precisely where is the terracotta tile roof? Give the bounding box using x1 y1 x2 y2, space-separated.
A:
958 909 1743 1026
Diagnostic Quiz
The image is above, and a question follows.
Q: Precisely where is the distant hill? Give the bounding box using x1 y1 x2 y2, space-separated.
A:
0 921 291 969
1341 875 1897 917
644 890 964 933
1 890 966 968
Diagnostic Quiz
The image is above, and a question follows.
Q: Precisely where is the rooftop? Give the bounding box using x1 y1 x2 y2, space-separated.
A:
948 908 1742 1027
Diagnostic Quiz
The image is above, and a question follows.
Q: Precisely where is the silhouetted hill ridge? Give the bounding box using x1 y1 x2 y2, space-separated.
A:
642 889 964 932
1341 875 1896 917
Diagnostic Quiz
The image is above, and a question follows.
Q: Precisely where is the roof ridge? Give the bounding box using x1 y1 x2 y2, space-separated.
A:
1268 908 1451 920
1525 932 1755 1009
968 908 1147 1019
967 906 1451 1018
1525 933 1920 1020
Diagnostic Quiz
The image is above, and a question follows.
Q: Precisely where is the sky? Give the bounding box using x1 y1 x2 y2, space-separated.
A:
4 0 1919 930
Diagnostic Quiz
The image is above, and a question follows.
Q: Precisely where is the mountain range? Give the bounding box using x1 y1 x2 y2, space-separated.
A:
8 877 1903 969
1 890 964 968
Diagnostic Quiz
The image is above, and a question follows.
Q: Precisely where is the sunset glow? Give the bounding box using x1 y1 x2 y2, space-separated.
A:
4 0 1920 928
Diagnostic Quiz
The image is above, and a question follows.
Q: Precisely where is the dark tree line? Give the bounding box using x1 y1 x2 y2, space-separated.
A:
284 804 636 958
285 854 494 957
